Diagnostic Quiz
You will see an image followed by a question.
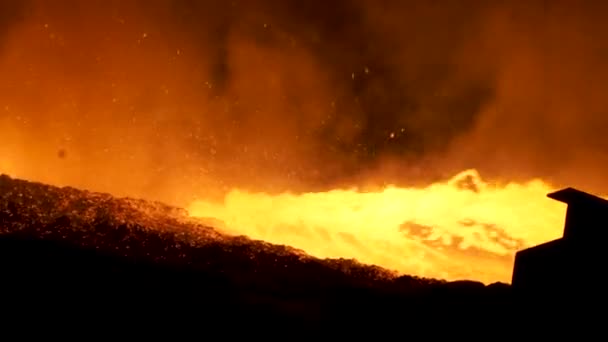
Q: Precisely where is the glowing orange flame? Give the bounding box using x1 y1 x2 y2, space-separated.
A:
189 169 570 284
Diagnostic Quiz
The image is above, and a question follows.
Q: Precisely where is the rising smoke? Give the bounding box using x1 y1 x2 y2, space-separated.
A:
0 0 607 205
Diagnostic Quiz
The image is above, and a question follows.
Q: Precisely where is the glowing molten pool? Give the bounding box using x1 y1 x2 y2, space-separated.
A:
189 169 570 284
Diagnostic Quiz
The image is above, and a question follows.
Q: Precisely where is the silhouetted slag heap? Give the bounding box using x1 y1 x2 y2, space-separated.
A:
0 174 400 288
0 173 515 325
0 174 193 231
512 187 608 297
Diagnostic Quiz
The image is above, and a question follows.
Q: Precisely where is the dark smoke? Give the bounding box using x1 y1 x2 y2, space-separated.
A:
0 1 28 49
1 0 607 205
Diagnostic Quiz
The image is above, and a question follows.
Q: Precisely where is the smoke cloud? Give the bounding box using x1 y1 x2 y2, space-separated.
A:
1 0 607 205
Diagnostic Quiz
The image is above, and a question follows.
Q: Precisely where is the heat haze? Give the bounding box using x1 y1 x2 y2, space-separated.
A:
2 0 608 283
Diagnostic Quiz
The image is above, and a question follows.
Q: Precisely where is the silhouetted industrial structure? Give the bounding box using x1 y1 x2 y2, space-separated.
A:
512 187 608 297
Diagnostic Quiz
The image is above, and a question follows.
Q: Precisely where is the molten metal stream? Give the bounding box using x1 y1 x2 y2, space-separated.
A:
189 169 571 284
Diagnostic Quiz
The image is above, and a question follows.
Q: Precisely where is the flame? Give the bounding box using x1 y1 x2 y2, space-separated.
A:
189 169 569 284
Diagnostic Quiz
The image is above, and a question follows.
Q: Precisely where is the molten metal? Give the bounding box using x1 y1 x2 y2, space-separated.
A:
188 169 573 284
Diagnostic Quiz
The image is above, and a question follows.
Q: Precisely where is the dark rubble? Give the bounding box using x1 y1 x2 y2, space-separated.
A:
0 174 513 330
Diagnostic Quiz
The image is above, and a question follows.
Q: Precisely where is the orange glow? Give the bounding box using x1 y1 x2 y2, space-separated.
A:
189 169 572 284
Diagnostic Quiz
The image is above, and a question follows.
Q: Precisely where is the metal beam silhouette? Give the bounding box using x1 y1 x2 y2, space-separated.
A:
512 187 607 297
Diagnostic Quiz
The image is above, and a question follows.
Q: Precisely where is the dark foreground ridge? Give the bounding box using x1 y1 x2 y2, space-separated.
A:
0 174 516 329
